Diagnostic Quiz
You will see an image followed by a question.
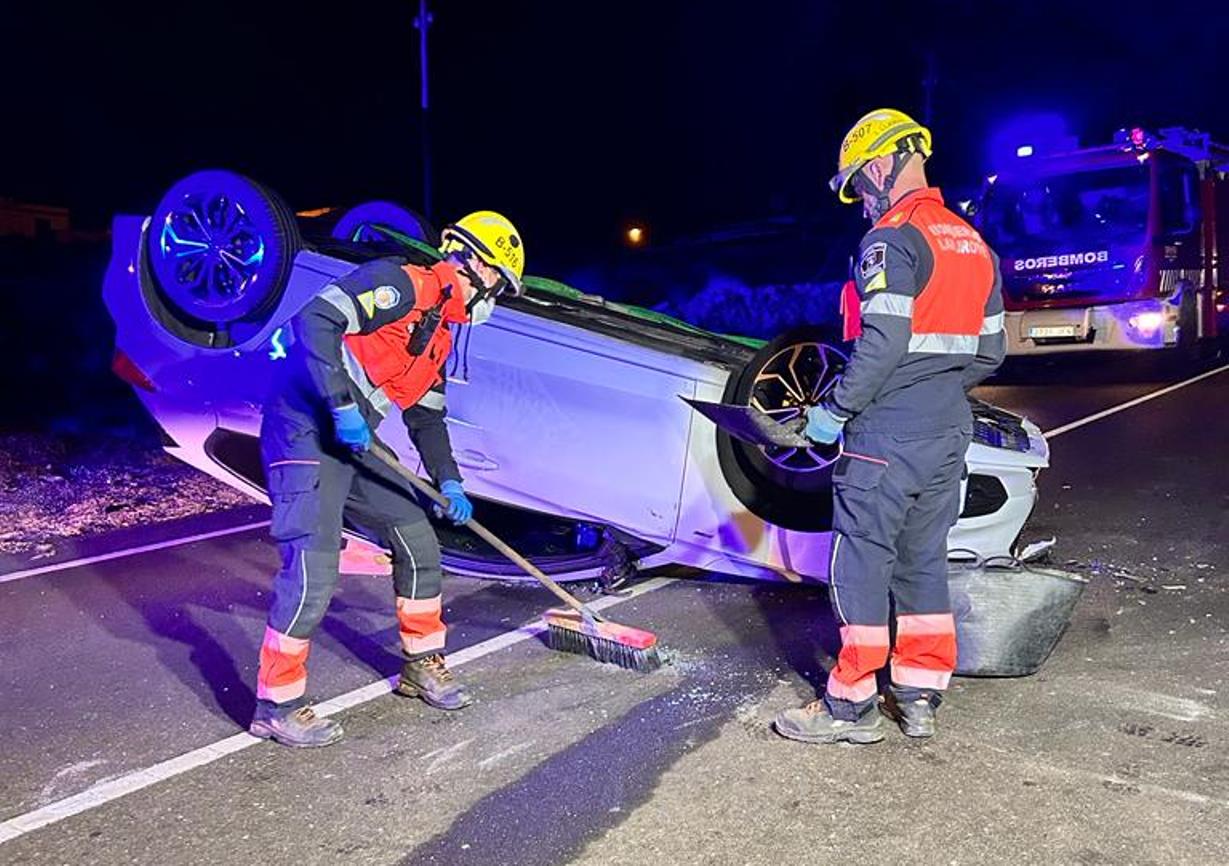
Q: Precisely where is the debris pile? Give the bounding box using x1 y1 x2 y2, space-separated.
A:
0 432 250 559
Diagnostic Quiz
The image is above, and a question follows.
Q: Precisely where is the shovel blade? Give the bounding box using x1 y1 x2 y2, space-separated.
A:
681 397 812 449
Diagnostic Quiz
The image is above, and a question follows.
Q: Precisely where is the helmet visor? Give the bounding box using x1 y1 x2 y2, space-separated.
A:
829 161 864 203
496 265 524 297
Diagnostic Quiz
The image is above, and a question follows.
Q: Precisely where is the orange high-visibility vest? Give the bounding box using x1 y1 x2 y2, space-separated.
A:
876 188 994 339
343 261 470 410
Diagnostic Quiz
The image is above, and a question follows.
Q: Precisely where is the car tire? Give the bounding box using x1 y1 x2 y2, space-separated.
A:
331 201 437 247
715 326 847 532
146 170 300 336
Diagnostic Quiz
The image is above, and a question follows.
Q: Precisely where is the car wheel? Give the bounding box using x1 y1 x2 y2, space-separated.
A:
147 170 300 331
331 201 437 246
716 326 847 532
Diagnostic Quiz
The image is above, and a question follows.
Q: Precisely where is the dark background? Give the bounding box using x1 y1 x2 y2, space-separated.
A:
5 1 1228 258
1 0 1227 428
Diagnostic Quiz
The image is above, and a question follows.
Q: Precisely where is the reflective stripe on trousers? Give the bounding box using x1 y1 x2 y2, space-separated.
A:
891 612 957 691
396 596 447 656
823 428 968 718
258 399 439 703
825 624 890 706
257 626 311 703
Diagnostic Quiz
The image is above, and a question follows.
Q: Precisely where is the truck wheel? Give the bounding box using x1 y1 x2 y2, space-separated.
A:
716 326 846 532
147 170 300 330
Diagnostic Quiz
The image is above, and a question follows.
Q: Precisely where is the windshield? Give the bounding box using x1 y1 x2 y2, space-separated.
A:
982 164 1150 255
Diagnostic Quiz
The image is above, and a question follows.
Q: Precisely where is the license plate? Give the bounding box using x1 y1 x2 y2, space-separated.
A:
1029 325 1078 339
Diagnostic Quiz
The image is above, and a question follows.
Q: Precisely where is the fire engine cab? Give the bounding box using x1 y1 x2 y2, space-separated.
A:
976 126 1229 354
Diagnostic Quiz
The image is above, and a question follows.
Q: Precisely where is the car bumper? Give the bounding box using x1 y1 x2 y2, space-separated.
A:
666 384 1046 584
1005 299 1180 355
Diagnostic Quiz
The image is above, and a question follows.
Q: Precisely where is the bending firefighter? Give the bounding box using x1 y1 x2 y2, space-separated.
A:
250 212 526 748
774 109 1006 744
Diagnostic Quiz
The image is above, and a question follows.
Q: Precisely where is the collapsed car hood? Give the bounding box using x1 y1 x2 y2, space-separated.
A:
969 397 1049 468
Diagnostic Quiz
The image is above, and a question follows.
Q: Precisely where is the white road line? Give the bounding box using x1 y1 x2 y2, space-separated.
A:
1043 362 1229 440
0 521 271 585
0 576 675 845
3 362 1218 837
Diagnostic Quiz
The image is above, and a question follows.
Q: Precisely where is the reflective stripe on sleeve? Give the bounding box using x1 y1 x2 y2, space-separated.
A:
861 293 914 318
907 333 979 354
319 285 360 335
980 312 1005 335
339 344 392 418
417 390 446 412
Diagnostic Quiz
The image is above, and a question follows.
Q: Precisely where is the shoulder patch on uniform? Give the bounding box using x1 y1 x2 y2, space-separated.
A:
373 285 401 310
859 242 887 281
866 271 888 293
356 291 377 319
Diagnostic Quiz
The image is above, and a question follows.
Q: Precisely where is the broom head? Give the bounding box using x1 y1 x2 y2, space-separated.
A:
543 608 662 672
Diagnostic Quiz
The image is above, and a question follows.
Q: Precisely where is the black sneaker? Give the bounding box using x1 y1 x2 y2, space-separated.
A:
396 654 474 710
249 703 344 748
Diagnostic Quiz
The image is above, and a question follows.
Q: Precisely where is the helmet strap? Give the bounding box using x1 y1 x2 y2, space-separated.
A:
465 289 492 316
859 138 925 221
453 250 482 292
456 250 509 315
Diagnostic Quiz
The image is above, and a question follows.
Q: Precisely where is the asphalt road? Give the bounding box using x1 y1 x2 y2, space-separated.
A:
2 352 1227 865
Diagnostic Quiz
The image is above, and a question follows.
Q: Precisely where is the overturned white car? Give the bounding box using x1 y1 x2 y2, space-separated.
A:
104 171 1048 584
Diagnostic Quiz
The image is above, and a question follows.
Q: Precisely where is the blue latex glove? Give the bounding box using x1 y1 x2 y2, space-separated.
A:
804 404 846 445
330 403 372 452
438 480 473 525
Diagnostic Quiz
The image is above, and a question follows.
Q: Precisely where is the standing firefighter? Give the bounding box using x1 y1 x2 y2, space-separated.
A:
250 212 525 748
774 109 1006 744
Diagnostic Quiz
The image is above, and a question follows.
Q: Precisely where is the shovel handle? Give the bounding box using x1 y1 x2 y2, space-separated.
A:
368 445 594 618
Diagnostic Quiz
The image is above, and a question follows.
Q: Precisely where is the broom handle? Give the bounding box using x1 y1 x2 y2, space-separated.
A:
369 446 594 618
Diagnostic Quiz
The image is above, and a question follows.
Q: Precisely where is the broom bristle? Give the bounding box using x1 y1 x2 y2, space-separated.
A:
543 609 663 672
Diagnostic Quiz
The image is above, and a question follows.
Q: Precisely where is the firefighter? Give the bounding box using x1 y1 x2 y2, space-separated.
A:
249 212 525 748
774 109 1006 744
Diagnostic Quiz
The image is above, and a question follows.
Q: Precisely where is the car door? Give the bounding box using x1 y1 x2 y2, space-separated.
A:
441 306 697 543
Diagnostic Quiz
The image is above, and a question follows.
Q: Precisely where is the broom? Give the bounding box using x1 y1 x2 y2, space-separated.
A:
369 446 662 672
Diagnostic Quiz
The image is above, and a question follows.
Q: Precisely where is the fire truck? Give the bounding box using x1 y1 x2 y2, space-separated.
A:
976 126 1229 354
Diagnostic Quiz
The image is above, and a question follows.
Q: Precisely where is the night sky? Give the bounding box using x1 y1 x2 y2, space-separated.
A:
5 0 1228 263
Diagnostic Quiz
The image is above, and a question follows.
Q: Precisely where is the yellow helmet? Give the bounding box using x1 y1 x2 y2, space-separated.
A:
440 211 526 295
830 108 932 204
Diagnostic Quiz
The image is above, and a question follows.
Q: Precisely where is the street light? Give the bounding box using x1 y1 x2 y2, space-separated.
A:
414 0 434 220
626 225 646 247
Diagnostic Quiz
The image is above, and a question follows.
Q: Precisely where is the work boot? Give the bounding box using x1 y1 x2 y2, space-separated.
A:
773 700 885 745
396 653 473 710
882 691 939 738
249 701 344 748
